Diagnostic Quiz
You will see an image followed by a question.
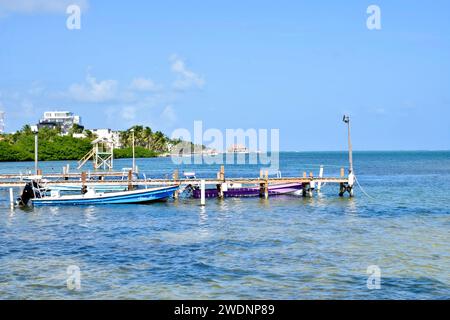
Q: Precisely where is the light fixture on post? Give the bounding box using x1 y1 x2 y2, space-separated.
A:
342 115 353 174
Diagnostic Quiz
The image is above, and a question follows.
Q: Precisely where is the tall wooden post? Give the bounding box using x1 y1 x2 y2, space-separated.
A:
218 183 224 199
220 165 225 181
172 170 180 199
127 170 133 191
264 170 269 199
173 169 179 181
343 115 353 174
81 171 87 194
259 183 264 197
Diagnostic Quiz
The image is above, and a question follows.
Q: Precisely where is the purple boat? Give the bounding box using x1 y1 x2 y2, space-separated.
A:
192 182 303 198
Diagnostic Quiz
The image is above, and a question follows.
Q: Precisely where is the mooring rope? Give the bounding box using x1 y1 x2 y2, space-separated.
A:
353 173 375 200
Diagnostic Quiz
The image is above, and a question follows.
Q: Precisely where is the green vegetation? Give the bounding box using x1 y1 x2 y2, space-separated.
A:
0 125 92 161
0 124 201 162
114 147 158 159
118 125 202 155
119 125 175 153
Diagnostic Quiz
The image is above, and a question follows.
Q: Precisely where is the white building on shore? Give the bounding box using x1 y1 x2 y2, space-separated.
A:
38 111 82 134
91 128 122 148
72 128 122 148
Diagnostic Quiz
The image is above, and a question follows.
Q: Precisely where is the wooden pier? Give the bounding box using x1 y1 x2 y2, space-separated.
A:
1 115 358 206
0 166 355 199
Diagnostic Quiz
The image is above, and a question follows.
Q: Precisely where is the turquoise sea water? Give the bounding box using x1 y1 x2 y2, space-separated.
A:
0 151 449 299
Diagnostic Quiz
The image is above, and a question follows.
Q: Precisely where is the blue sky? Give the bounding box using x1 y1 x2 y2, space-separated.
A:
0 0 449 151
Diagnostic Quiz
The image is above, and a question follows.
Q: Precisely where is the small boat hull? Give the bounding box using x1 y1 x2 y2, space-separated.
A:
192 183 303 198
31 186 179 206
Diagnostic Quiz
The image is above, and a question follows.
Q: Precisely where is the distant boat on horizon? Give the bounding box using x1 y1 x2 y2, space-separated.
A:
227 144 250 154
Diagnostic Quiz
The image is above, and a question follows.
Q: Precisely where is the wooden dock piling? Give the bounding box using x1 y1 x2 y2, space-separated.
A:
127 170 133 191
172 170 180 199
263 170 269 198
81 172 87 194
219 166 225 181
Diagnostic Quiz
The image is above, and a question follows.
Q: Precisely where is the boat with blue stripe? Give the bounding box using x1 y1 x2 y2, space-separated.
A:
17 181 179 206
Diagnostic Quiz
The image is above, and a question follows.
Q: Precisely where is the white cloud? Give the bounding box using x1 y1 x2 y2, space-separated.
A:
170 55 205 90
129 77 161 92
68 73 118 102
121 106 136 121
0 0 89 15
160 105 177 124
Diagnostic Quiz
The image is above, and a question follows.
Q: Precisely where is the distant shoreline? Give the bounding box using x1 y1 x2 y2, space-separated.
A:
0 150 448 163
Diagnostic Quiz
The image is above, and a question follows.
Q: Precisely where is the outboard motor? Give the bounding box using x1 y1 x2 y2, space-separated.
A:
16 182 35 206
16 181 42 206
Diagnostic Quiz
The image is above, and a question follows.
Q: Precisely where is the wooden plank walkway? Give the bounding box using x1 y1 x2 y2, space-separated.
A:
0 177 349 188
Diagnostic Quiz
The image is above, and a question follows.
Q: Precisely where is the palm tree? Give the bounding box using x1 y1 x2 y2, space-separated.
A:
144 126 152 149
69 124 84 135
151 131 167 152
21 124 32 135
84 130 97 141
129 125 144 147
119 130 130 147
